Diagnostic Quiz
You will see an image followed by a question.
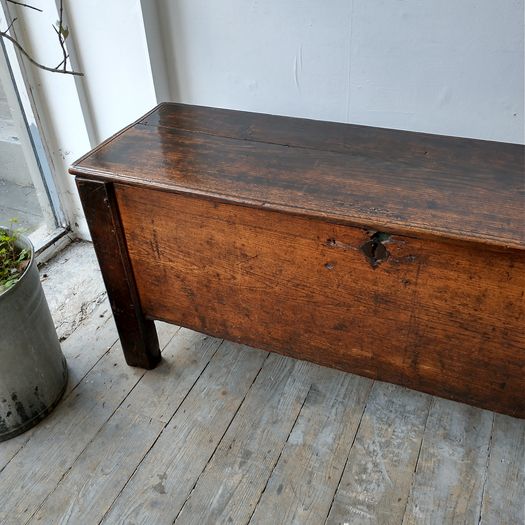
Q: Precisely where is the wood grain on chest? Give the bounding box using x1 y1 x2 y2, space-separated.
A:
116 185 524 417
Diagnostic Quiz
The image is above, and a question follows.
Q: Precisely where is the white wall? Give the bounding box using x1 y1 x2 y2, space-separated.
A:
64 0 158 143
157 0 524 144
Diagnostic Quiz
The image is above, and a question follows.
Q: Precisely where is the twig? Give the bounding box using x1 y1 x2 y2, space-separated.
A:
51 22 67 73
55 0 67 72
55 55 68 70
0 30 83 75
6 0 42 12
0 0 83 76
4 16 17 33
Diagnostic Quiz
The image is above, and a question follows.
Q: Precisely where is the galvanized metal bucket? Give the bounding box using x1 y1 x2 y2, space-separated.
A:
0 232 68 441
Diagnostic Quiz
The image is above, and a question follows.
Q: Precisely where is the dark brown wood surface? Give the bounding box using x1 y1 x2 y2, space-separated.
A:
115 185 524 417
75 178 160 369
70 103 525 250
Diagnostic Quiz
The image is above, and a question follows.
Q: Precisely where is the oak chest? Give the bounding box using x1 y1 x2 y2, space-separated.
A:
70 103 524 418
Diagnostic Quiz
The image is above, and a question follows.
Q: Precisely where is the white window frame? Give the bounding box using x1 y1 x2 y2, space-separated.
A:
0 0 72 256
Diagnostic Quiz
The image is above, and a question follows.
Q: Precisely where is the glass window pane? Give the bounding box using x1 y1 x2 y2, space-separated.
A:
0 75 46 233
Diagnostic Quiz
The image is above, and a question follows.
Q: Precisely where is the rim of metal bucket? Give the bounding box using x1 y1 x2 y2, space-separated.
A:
0 227 35 300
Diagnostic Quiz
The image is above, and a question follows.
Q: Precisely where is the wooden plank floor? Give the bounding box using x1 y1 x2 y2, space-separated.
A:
1 242 523 525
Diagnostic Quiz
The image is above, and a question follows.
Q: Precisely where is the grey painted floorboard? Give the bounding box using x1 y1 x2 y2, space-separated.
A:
250 369 372 525
402 399 494 525
326 383 432 525
174 356 317 525
102 342 268 525
479 413 525 525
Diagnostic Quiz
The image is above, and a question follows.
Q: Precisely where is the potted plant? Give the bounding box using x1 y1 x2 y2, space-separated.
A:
0 223 68 441
0 0 80 441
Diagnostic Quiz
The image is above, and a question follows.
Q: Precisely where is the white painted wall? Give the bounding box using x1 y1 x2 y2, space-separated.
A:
64 0 158 143
157 0 524 144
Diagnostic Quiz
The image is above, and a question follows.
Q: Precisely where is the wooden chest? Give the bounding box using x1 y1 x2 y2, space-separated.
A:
70 103 524 418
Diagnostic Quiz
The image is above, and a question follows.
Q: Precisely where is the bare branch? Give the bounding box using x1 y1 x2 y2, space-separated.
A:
4 16 17 33
0 30 83 76
6 0 42 13
55 0 68 72
55 55 68 70
1 0 83 76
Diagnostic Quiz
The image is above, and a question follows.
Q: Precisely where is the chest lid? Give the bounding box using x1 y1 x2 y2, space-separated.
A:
70 103 525 251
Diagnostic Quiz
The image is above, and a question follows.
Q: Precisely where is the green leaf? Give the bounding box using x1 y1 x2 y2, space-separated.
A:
56 21 69 40
0 222 30 293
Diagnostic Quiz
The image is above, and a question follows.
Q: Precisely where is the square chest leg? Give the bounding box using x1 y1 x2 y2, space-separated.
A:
76 178 160 369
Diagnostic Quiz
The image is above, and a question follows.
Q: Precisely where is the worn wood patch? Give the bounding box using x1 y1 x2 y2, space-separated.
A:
174 357 319 525
101 342 268 525
402 398 493 524
479 413 525 525
29 411 164 525
249 369 372 525
326 382 431 524
123 328 221 423
27 327 213 524
60 299 118 387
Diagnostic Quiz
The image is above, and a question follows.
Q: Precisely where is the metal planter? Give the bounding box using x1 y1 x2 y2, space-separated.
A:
0 233 67 441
